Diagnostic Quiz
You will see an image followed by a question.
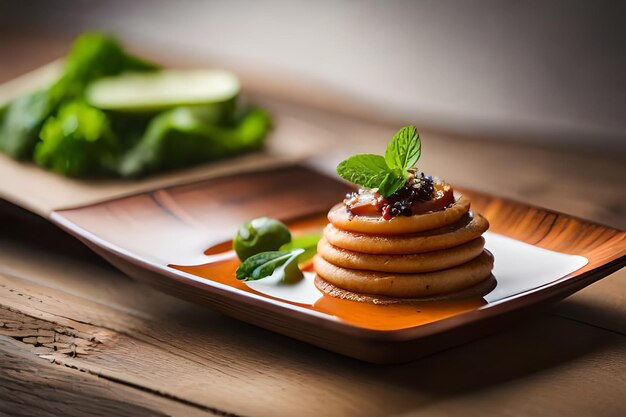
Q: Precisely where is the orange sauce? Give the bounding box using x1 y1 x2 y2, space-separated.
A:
204 240 234 256
171 215 486 331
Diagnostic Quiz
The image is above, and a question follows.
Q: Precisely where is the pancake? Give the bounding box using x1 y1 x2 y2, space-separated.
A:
314 274 497 304
313 250 494 298
317 236 485 273
327 194 470 235
324 212 489 255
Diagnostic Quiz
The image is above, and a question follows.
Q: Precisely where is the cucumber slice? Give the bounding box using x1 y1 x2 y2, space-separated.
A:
86 69 240 112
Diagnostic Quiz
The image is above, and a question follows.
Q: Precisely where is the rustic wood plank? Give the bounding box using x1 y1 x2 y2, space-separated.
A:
1 233 625 417
0 337 220 417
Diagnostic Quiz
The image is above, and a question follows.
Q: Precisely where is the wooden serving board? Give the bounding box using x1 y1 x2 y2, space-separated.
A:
47 164 625 363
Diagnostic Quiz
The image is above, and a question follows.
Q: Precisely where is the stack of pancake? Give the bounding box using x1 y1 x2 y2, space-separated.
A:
314 195 495 303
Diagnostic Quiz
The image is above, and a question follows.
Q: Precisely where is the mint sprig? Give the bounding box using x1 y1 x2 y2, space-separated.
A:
336 125 421 197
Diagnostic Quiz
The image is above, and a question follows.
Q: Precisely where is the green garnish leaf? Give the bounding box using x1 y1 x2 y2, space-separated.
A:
279 232 322 265
280 232 321 251
336 125 422 197
385 125 421 172
336 154 405 198
236 248 304 283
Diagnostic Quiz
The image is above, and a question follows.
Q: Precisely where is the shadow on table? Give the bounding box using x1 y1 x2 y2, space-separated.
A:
162 298 618 415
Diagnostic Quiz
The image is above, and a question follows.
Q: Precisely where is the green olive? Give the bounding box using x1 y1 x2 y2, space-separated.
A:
233 217 291 261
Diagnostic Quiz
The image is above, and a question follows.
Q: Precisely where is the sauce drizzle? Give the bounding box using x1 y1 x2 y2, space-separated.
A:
171 215 487 331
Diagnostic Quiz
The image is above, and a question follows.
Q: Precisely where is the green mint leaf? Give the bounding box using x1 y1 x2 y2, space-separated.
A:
376 169 407 197
336 154 405 197
236 248 304 283
337 154 388 186
385 125 421 171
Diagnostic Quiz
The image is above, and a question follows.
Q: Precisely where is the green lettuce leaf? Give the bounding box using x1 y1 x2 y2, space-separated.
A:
0 89 54 159
34 102 119 176
117 106 271 177
0 33 158 160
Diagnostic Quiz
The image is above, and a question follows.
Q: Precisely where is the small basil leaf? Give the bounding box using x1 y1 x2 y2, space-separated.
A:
385 125 421 171
236 248 304 283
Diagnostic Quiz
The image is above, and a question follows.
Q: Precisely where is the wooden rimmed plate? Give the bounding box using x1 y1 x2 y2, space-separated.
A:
49 165 626 363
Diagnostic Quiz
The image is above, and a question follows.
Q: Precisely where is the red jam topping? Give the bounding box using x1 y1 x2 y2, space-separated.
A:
344 173 455 219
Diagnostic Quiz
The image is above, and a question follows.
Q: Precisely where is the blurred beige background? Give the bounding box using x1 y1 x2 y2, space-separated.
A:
1 0 624 151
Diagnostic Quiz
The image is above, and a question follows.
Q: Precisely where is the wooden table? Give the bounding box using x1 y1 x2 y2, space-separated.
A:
1 32 625 417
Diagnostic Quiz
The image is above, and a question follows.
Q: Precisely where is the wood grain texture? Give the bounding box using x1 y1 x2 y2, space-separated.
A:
54 166 350 264
0 225 625 417
0 336 218 417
